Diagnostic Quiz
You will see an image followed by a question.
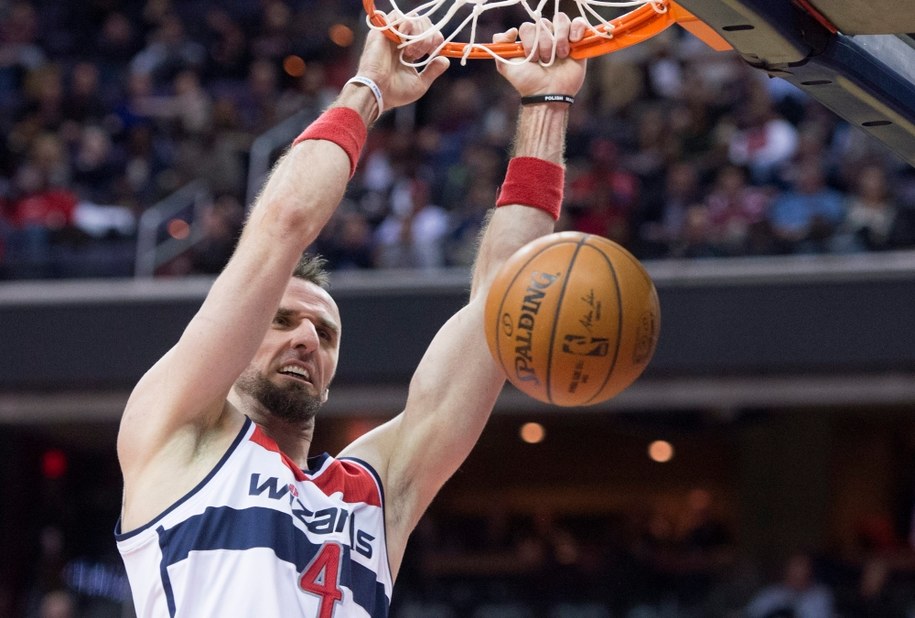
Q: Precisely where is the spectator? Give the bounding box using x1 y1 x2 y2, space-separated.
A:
425 77 489 171
445 180 499 267
93 12 142 75
567 137 640 246
375 176 449 269
233 58 282 134
192 97 250 200
636 160 703 258
704 164 773 256
138 69 213 138
62 62 109 127
24 526 70 618
4 135 79 277
727 79 799 185
16 64 67 137
316 206 375 271
249 0 294 62
840 557 910 618
623 103 678 184
111 70 157 137
0 189 12 264
678 489 733 558
70 125 124 206
675 488 736 609
275 61 337 119
745 552 836 618
628 507 680 613
130 12 206 87
202 7 250 84
0 2 46 111
188 193 243 275
119 122 173 208
672 203 718 258
438 140 503 212
36 590 75 618
832 163 915 252
768 159 845 253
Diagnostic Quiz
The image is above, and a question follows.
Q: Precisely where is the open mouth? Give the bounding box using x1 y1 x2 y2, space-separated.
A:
278 365 311 384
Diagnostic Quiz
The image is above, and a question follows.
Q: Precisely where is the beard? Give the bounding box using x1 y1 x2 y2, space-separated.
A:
235 368 323 424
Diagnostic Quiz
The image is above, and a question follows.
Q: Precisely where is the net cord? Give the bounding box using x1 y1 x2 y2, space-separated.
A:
367 0 668 66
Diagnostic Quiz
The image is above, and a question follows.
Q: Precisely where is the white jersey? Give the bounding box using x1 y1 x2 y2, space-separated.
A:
116 417 392 618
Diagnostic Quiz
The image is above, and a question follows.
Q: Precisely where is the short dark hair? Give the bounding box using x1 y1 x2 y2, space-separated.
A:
293 253 330 289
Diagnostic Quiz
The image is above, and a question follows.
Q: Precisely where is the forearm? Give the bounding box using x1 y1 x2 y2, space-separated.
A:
470 103 569 296
246 82 379 254
510 102 570 162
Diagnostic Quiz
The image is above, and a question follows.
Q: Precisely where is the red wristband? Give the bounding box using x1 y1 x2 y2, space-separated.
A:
292 107 368 178
495 157 565 220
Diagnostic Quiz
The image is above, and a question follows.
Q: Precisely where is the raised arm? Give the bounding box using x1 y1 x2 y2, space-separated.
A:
117 22 449 514
340 14 589 577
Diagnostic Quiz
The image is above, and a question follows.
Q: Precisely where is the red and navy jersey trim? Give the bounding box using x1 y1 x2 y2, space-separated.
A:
249 425 383 508
340 457 391 581
249 424 309 481
115 417 253 541
339 457 385 508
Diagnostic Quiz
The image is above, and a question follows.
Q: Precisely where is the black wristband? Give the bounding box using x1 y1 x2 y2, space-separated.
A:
521 94 575 105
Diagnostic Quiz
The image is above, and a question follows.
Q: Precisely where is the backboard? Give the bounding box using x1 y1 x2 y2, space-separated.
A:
675 0 915 167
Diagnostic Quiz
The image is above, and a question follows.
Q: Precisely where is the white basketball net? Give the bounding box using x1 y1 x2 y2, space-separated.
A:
367 0 668 66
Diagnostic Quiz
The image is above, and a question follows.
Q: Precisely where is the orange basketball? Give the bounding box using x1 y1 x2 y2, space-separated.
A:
484 231 660 407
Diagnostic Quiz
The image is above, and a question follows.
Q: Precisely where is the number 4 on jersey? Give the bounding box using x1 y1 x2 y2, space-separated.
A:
299 543 344 617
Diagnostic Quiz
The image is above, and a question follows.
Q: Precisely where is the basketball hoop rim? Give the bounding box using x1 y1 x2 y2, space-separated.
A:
363 0 685 60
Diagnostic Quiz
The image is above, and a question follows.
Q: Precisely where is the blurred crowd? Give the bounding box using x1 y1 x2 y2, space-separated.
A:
1 0 915 280
0 0 350 278
17 487 915 618
388 489 915 618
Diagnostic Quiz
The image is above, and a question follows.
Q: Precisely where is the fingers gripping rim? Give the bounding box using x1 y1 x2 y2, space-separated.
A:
364 0 691 63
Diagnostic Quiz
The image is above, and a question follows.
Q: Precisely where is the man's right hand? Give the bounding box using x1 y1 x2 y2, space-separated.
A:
494 13 588 98
355 13 451 114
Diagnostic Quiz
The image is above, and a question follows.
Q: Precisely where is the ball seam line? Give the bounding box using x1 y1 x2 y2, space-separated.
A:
545 235 589 405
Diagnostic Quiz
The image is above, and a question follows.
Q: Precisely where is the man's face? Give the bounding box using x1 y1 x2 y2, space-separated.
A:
236 278 341 424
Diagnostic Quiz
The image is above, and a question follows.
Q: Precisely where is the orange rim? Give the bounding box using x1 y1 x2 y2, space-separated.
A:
364 0 687 60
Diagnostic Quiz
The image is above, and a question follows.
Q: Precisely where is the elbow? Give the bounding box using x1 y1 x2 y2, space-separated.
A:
250 196 324 246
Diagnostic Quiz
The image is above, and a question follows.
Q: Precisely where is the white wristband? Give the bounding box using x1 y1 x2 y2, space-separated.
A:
345 76 384 117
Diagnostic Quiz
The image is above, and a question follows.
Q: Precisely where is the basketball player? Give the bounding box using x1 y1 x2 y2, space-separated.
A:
115 12 588 617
